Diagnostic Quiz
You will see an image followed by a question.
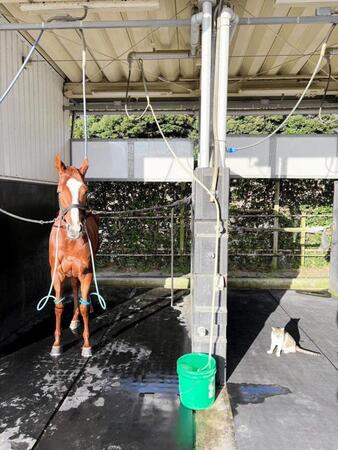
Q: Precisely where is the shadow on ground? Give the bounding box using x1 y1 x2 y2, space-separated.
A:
226 289 281 379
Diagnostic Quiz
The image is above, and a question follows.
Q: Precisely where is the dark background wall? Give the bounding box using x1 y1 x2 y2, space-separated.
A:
0 179 57 347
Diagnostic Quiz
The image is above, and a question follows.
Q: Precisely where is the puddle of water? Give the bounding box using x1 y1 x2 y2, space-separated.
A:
228 383 291 414
117 378 179 395
239 384 291 403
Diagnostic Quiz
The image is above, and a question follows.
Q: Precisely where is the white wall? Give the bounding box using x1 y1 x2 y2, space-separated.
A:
72 139 194 182
0 28 68 183
225 135 338 179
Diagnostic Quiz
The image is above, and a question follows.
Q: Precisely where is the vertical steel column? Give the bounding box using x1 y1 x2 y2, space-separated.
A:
199 0 215 167
329 181 338 296
272 180 280 270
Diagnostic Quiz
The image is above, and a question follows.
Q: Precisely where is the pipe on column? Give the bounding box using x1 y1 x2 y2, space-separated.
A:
190 11 203 57
199 0 215 168
216 7 237 168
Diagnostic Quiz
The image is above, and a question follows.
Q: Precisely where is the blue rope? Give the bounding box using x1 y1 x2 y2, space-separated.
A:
90 292 107 310
79 297 91 306
37 296 65 311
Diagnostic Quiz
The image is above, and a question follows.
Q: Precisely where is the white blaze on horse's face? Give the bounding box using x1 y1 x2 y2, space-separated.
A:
66 177 83 240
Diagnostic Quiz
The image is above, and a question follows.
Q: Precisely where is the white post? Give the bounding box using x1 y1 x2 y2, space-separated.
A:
216 7 234 167
199 0 215 168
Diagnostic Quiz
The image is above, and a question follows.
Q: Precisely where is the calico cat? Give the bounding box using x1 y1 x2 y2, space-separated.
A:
267 327 320 357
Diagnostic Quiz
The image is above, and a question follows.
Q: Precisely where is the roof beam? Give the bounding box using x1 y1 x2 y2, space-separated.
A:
19 1 160 13
64 80 199 98
2 14 338 32
65 97 338 115
238 14 338 25
0 18 191 31
63 73 338 99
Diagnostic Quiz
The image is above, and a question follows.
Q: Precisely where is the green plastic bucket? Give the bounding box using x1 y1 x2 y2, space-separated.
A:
177 353 216 410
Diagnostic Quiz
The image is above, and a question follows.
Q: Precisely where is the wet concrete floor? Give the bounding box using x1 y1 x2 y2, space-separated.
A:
227 289 338 450
0 288 194 450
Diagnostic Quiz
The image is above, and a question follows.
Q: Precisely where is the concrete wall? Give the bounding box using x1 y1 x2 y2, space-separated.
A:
0 27 68 183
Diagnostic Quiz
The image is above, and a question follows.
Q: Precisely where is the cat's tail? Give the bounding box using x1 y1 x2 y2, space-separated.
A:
296 346 320 356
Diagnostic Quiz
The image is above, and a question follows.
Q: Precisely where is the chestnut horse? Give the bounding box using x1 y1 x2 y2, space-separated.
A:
50 155 99 357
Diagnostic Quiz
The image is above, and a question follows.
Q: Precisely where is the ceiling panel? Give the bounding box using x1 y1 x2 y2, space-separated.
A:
1 0 338 102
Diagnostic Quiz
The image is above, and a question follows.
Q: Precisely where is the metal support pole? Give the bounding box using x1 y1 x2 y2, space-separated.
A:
329 181 338 297
199 0 215 168
170 208 174 307
238 15 338 26
1 14 338 32
128 50 192 61
272 180 280 270
0 18 191 31
300 214 307 267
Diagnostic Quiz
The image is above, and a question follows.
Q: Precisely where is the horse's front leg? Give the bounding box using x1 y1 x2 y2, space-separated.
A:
69 277 80 331
79 272 93 357
51 275 65 357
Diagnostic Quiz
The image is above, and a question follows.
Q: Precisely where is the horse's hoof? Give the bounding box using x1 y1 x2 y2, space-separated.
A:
50 346 62 357
69 320 80 330
81 347 92 358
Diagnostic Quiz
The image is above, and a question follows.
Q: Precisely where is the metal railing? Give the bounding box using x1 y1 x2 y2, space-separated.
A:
229 211 331 268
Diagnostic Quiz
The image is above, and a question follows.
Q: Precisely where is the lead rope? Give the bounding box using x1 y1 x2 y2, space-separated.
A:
83 220 106 310
37 219 63 310
80 27 106 310
79 27 106 310
80 26 106 310
126 63 222 367
79 28 88 160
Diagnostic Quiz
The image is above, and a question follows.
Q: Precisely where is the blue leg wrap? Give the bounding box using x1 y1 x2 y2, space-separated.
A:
80 297 91 306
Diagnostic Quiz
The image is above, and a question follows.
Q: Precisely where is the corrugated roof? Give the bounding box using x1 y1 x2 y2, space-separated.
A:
1 0 338 104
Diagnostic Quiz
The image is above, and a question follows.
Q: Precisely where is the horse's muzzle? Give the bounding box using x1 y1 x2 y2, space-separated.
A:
66 223 83 240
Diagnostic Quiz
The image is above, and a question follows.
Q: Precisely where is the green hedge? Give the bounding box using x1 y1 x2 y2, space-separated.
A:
73 114 338 141
88 181 191 273
229 180 333 271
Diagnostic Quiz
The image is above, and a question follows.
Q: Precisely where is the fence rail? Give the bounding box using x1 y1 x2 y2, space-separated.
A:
230 179 332 269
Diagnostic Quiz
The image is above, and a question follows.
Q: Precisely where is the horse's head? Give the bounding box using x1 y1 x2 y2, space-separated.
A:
55 154 89 240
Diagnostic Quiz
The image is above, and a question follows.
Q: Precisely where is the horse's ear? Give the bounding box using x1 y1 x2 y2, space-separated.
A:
79 158 89 177
55 154 66 174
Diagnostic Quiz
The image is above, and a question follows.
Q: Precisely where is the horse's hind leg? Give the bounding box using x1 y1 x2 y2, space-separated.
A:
69 277 80 331
51 277 64 357
79 273 93 357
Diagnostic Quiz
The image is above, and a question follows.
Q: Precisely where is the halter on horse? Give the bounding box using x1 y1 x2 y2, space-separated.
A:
50 154 99 357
